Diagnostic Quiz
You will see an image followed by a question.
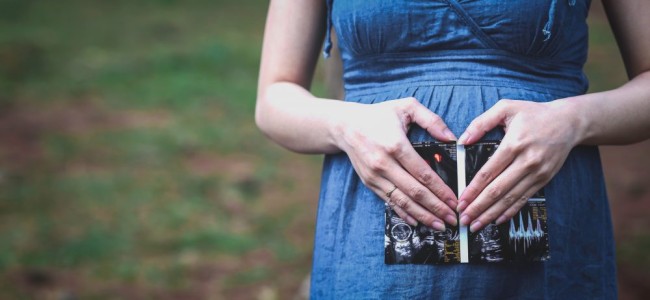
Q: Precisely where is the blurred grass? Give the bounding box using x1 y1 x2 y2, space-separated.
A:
0 0 645 299
0 0 323 298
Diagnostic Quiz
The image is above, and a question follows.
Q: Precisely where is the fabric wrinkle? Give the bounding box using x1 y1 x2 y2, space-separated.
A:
542 0 558 42
311 1 614 299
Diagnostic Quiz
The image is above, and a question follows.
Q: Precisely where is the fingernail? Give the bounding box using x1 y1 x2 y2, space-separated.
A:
443 128 456 141
458 132 471 145
456 201 467 213
460 214 471 226
445 214 457 226
470 221 482 233
495 215 508 225
432 221 446 231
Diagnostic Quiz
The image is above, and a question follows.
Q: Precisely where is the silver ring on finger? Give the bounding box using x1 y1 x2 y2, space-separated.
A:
386 185 398 198
386 185 398 207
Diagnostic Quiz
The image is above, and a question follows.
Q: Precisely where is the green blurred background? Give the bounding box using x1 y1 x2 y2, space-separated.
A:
0 0 648 299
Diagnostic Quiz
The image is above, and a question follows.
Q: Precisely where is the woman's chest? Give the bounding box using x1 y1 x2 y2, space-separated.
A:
331 0 590 58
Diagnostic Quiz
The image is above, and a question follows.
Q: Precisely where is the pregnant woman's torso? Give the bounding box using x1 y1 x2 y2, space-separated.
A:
326 0 592 100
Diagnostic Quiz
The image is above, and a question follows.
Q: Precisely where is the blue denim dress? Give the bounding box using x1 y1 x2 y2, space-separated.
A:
311 0 617 299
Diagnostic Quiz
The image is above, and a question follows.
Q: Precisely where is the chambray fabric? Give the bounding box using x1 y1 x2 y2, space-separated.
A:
311 0 617 299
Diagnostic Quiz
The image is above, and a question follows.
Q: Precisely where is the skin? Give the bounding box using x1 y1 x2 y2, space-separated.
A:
255 0 650 233
457 0 650 232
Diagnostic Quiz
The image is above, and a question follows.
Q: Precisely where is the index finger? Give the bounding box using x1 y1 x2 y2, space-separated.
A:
406 99 457 142
392 139 458 210
457 140 517 212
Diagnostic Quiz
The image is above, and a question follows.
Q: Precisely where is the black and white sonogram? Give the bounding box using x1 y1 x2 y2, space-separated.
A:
385 141 550 265
413 142 458 197
385 207 460 264
468 198 550 263
464 141 499 185
465 143 550 263
385 142 460 264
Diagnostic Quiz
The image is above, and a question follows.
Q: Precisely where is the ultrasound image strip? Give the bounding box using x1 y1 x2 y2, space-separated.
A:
385 141 550 265
385 142 461 264
385 205 461 264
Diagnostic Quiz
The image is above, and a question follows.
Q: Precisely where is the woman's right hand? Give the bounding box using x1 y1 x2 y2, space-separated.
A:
332 97 459 231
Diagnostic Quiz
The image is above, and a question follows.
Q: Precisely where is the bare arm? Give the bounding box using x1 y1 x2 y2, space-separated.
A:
456 0 650 232
256 0 459 229
255 0 338 153
573 0 650 144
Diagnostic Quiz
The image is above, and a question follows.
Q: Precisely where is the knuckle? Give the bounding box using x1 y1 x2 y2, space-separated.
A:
498 99 513 106
493 100 506 110
406 97 418 106
360 174 378 188
509 142 525 153
523 160 537 172
538 166 554 181
383 142 402 156
477 169 492 182
417 171 433 185
518 195 529 204
401 97 419 110
364 173 378 183
429 202 445 215
394 195 410 209
408 186 426 201
503 194 517 206
526 154 544 168
367 155 387 172
487 186 502 199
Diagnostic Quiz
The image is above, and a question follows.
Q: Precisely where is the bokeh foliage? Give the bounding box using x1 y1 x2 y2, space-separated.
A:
0 0 646 299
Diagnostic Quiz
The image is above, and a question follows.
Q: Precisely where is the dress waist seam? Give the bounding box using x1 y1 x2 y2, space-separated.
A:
344 79 583 100
344 48 582 70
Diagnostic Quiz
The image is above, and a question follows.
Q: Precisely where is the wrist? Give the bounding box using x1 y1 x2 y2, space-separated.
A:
547 98 590 146
326 100 362 153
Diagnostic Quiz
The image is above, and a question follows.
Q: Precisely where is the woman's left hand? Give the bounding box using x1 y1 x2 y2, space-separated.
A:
456 99 583 232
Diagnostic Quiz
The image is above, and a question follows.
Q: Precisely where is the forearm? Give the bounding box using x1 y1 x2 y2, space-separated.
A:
562 70 650 145
255 81 357 154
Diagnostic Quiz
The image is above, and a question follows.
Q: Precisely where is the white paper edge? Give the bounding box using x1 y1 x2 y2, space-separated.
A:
456 144 469 263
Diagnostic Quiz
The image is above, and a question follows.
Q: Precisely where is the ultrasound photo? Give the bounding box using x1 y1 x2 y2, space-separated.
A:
465 142 549 263
385 206 460 264
468 194 549 263
384 141 550 265
413 142 458 197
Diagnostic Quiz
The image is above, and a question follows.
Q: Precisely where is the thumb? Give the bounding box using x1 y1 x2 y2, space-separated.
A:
458 100 513 145
405 98 457 142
